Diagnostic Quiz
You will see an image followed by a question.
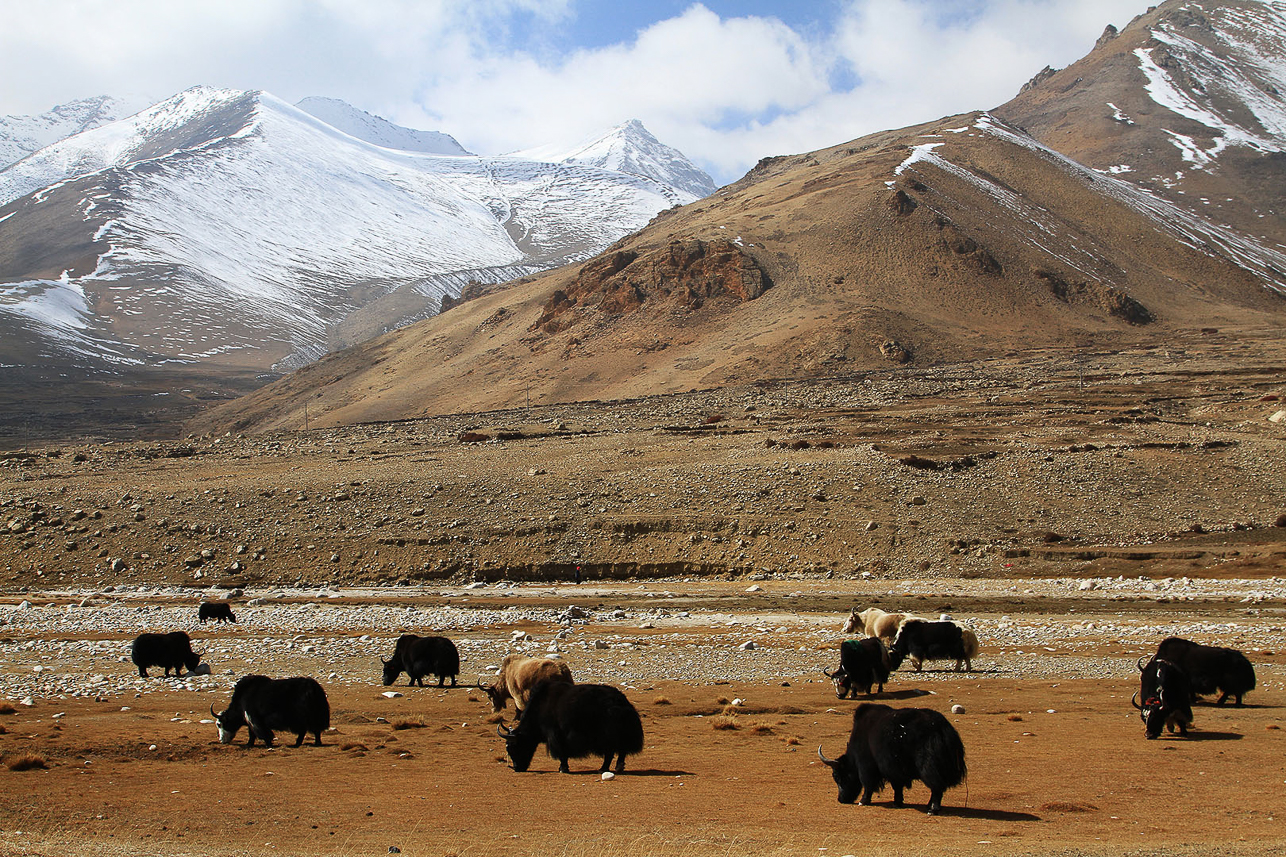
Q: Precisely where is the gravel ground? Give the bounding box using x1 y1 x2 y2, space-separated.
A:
2 576 1283 706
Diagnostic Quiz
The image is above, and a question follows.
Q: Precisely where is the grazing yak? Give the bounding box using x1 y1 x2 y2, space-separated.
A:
1133 656 1195 739
198 602 236 624
381 634 460 687
482 653 574 715
888 619 972 672
843 607 913 641
819 703 967 815
1153 636 1255 706
213 675 330 748
499 681 643 774
825 638 891 698
130 631 202 678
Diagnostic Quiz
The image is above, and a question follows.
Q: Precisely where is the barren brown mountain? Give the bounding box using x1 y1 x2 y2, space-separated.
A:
187 1 1286 438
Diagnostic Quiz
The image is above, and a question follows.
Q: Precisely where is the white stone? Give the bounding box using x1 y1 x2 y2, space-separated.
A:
382 691 404 699
951 704 965 714
601 771 615 781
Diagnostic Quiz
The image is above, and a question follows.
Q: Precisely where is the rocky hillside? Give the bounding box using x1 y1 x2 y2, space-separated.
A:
189 105 1286 435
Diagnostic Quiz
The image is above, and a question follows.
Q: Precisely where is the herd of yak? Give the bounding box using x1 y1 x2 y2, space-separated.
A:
123 600 1258 815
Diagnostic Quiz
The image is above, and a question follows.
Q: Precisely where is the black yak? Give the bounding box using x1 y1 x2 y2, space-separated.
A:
130 631 201 677
499 681 643 774
213 675 330 748
818 703 967 814
1153 637 1255 706
380 634 460 687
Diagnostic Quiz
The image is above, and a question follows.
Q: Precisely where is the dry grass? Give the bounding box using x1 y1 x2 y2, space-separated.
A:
0 702 17 715
5 753 47 771
710 715 740 731
748 721 775 735
653 696 672 705
483 712 506 724
715 696 731 705
1008 714 1024 722
339 742 368 752
391 718 426 730
782 735 801 746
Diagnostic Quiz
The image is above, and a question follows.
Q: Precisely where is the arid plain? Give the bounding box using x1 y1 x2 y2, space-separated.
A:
1 332 1285 857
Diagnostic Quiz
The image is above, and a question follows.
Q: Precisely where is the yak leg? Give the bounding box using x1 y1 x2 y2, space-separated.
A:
558 757 570 774
615 753 626 773
891 785 905 807
859 787 875 806
449 675 457 687
438 675 446 687
911 657 923 672
313 730 323 747
600 753 614 773
926 788 944 815
294 732 306 748
138 667 148 678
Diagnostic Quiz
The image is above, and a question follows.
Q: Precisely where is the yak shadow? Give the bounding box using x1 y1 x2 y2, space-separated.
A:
866 689 935 700
518 767 696 777
1174 730 1243 741
945 807 1042 822
1193 699 1273 709
861 803 1040 822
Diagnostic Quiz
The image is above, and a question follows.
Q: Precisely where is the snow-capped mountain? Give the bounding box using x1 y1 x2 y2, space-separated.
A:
295 96 471 156
0 87 710 382
515 119 717 199
995 0 1286 249
0 94 153 170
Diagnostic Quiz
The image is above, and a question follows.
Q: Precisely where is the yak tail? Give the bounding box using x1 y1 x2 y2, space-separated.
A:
919 724 967 790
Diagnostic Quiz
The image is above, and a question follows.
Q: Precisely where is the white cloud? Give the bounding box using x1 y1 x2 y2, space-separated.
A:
0 0 1156 184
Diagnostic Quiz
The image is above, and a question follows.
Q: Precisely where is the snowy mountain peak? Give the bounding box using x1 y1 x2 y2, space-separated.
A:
519 119 717 199
0 94 153 170
295 96 470 156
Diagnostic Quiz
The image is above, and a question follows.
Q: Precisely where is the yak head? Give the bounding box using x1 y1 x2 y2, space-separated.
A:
211 703 244 744
481 681 508 713
1134 657 1190 739
497 722 539 772
817 746 860 804
823 667 851 699
380 658 401 687
841 610 862 635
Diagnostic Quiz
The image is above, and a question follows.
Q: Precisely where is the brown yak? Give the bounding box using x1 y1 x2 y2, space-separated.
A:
481 653 574 716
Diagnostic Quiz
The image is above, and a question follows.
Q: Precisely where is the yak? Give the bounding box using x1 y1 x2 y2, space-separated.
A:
1133 656 1195 739
213 675 330 748
481 653 574 715
888 619 970 672
818 703 967 814
381 634 460 687
130 631 201 678
1153 636 1255 706
499 681 643 774
844 607 913 641
198 602 236 624
825 638 890 698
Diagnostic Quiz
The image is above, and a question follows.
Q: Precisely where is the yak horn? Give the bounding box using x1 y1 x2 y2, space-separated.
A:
1137 655 1150 671
496 723 513 737
817 746 838 767
210 703 219 718
1131 691 1142 710
822 668 834 678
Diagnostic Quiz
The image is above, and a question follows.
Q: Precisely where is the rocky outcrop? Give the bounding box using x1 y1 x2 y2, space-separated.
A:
533 238 771 333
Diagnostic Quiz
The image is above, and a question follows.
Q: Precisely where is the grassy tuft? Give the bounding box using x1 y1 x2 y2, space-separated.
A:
711 715 740 731
390 718 425 730
5 753 47 771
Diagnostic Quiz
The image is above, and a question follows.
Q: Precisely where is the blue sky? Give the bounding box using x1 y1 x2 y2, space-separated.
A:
0 0 1156 184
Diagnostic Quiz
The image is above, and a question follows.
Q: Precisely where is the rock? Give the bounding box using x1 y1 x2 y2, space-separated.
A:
739 641 756 651
951 704 965 714
381 691 403 699
594 640 611 650
601 771 615 781
1078 579 1096 591
745 584 762 592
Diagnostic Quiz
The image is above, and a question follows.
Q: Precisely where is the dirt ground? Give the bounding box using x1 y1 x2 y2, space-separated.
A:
1 581 1284 857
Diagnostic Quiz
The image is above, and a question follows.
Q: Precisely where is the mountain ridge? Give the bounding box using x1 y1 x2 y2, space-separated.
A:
188 0 1286 437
